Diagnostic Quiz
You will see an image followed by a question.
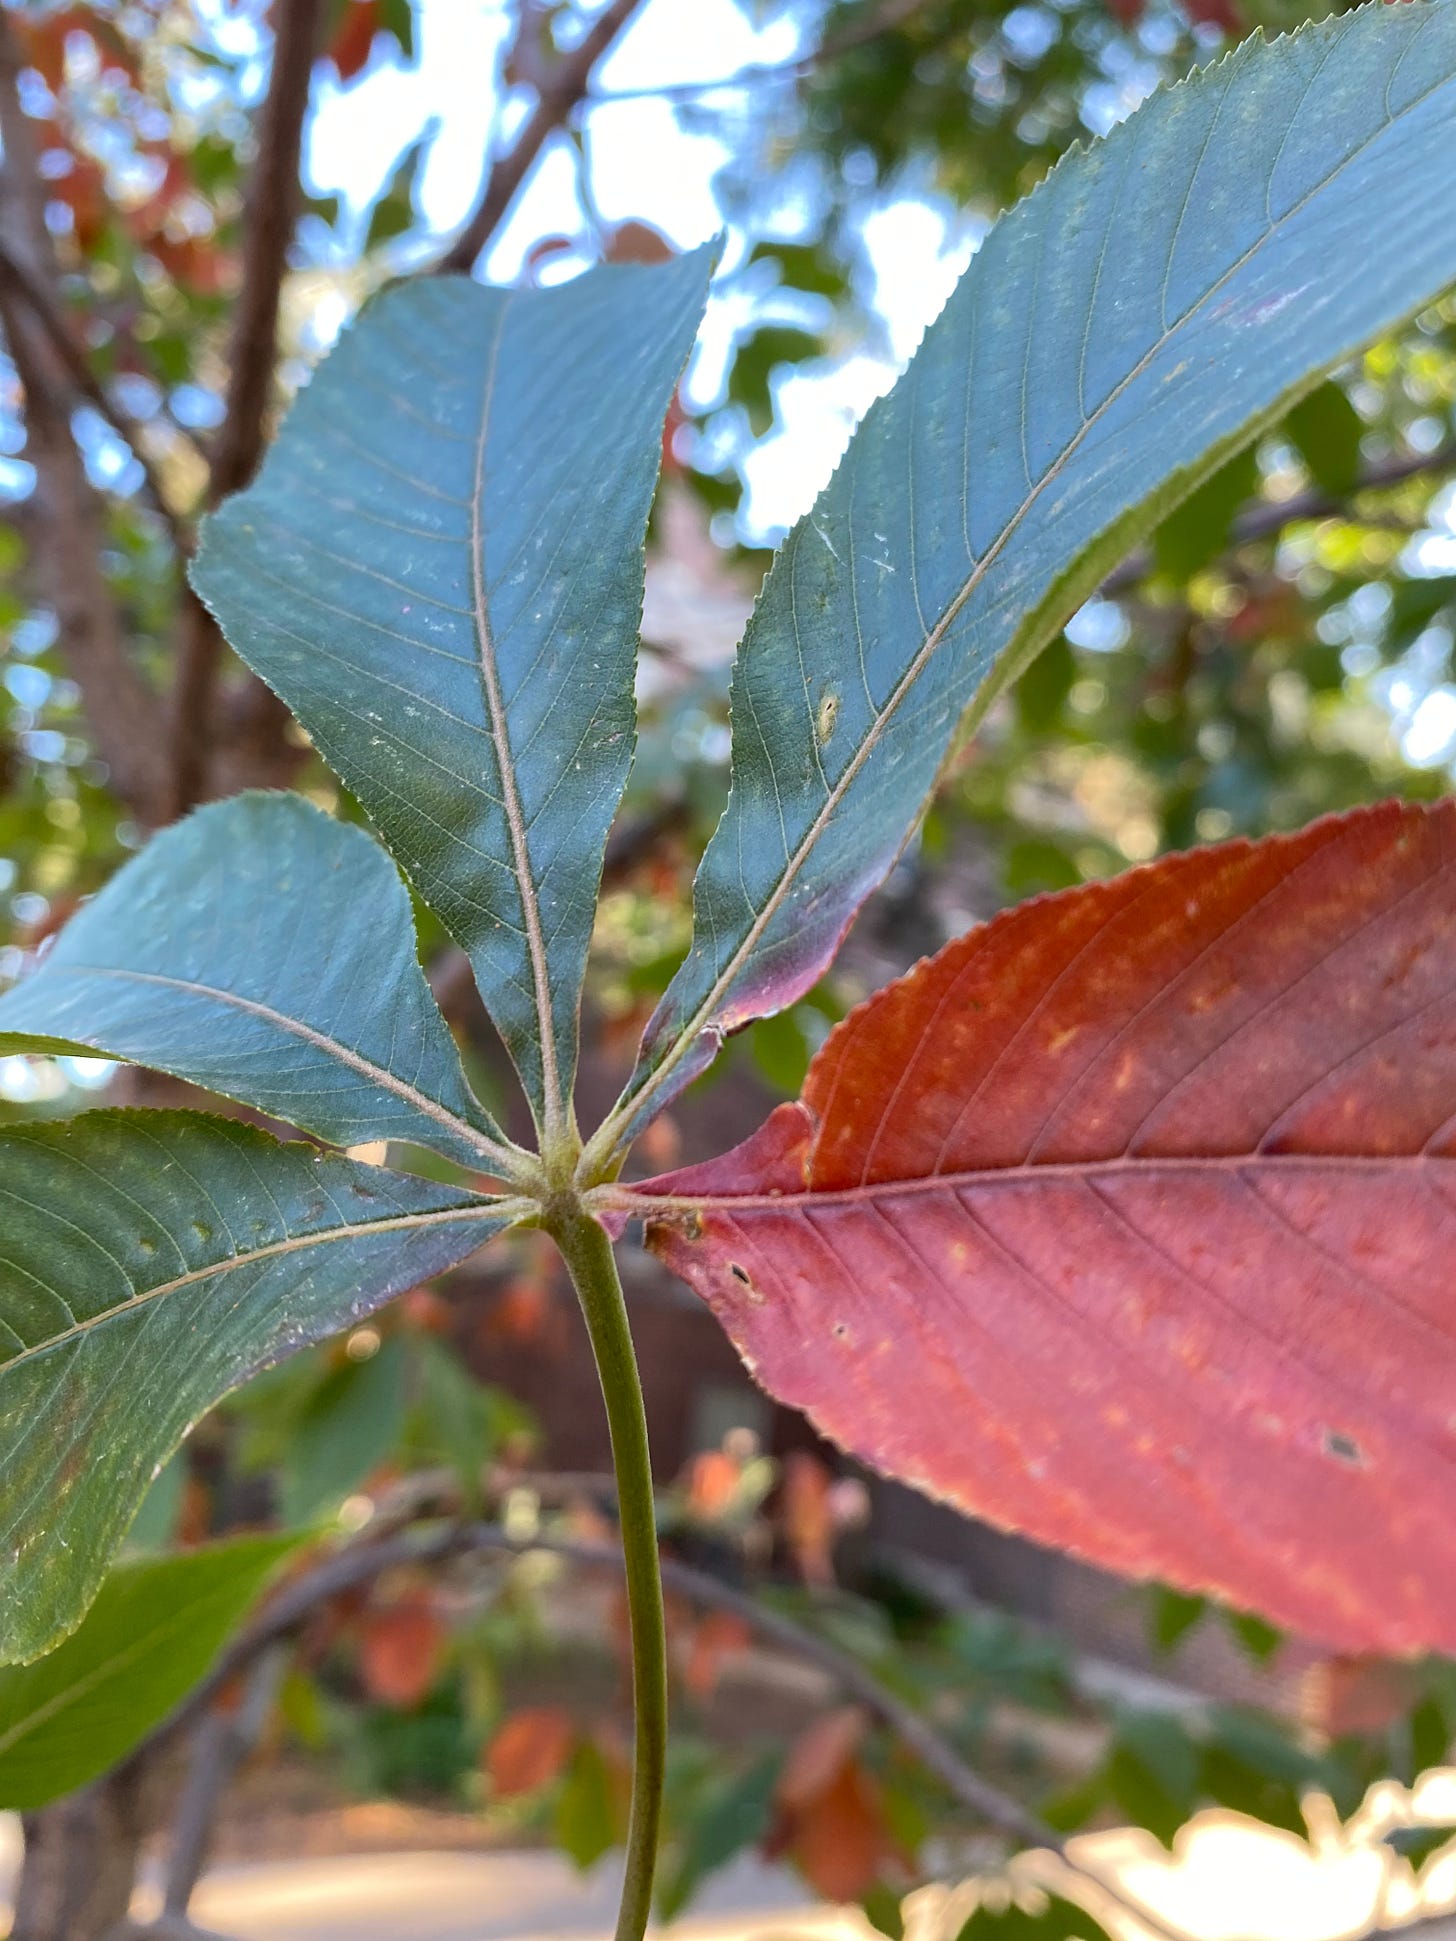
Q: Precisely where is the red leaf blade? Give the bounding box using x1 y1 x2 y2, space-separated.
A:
630 802 1456 1656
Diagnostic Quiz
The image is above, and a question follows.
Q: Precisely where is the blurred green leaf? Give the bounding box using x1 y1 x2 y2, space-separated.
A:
122 1452 187 1557
555 1738 621 1871
365 124 434 250
1286 381 1364 496
1154 446 1259 580
281 1336 407 1525
1226 1610 1283 1664
862 1882 907 1938
0 1535 297 1809
728 324 823 435
1385 1824 1456 1869
1149 1587 1207 1654
749 240 848 300
1015 634 1076 734
1107 1711 1199 1848
658 1752 778 1922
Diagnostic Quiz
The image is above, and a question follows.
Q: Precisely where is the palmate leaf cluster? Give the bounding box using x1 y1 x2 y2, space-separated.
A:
2 8 1456 1926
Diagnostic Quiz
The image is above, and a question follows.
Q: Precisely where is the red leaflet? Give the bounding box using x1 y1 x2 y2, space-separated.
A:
329 0 381 81
628 802 1456 1656
770 1707 898 1902
484 1706 577 1799
356 1588 445 1709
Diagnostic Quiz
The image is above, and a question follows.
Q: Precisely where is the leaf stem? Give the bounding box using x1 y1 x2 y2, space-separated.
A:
548 1206 666 1941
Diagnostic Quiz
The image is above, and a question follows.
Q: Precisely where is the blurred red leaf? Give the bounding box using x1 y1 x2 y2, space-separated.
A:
682 1609 753 1699
683 1446 742 1521
16 9 86 92
633 801 1456 1657
485 1706 577 1798
781 1451 836 1587
772 1708 894 1902
604 220 674 266
16 7 140 90
399 1284 452 1335
148 232 235 295
329 0 380 80
777 1706 866 1810
789 1760 893 1903
480 1273 566 1350
357 1589 444 1709
46 151 109 250
1305 1654 1420 1738
1184 0 1243 31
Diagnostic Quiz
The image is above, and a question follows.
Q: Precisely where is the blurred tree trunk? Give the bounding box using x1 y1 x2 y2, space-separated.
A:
11 1766 151 1941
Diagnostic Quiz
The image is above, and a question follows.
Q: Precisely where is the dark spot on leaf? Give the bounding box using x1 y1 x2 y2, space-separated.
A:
1324 1429 1363 1465
730 1263 751 1284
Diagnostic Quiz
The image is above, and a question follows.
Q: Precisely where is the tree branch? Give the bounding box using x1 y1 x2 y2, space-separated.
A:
434 0 648 277
130 1517 1202 1941
0 20 173 827
169 0 327 817
0 240 197 555
1101 442 1456 598
584 0 927 104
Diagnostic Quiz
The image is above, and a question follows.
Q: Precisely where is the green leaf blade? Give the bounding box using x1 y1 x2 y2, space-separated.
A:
0 1111 507 1663
192 251 714 1136
619 1 1456 1139
0 1535 298 1809
0 793 506 1169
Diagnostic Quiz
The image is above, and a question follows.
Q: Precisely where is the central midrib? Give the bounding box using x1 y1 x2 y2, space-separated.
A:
623 1148 1454 1217
470 301 564 1140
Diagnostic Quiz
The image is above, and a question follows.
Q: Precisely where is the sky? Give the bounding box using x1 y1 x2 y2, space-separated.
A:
302 0 979 536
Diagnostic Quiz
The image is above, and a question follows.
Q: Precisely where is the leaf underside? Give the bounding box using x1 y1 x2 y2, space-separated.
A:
0 792 504 1167
621 0 1456 1140
633 801 1456 1656
192 251 714 1135
0 1112 504 1663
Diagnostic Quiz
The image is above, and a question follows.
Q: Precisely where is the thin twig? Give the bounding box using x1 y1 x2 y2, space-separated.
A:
584 0 927 105
169 0 327 816
0 239 197 553
434 0 647 276
209 1 327 504
1101 442 1456 597
162 1647 287 1918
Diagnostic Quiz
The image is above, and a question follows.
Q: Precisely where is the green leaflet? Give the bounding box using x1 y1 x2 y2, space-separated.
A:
613 0 1456 1148
192 250 714 1141
0 1111 509 1663
0 793 510 1170
955 1896 1115 1941
0 1534 299 1808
